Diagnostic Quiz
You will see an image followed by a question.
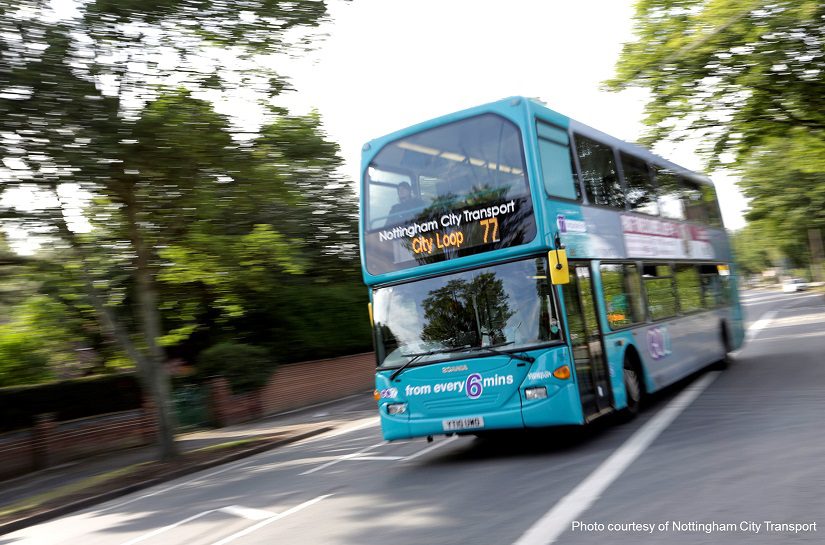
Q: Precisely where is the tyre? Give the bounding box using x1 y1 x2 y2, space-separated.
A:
622 357 642 419
714 321 733 370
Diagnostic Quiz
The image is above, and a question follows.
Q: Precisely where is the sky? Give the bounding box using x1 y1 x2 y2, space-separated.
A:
270 0 749 229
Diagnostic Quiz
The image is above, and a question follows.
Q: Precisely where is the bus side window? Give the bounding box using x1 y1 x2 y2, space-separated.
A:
655 167 686 221
702 185 723 228
675 264 702 313
574 134 624 210
600 262 645 328
621 153 659 216
699 264 722 307
538 122 580 200
682 179 707 224
643 263 677 320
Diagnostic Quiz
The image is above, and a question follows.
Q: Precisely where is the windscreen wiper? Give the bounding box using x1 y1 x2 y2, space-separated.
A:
466 341 535 364
390 344 472 381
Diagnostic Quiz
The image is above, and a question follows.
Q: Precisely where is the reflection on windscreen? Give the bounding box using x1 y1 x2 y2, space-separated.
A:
373 258 561 367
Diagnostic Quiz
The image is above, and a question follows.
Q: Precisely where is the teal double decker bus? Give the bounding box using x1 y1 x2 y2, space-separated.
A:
360 97 744 441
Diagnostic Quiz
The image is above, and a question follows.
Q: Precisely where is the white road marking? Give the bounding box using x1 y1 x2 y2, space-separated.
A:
349 455 404 461
512 371 720 545
97 417 377 514
116 505 277 545
219 505 277 521
300 441 386 475
208 494 332 545
744 310 778 342
302 417 379 442
756 330 825 342
402 435 460 462
117 509 216 545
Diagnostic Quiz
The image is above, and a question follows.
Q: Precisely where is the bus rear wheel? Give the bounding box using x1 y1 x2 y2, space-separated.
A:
714 321 733 370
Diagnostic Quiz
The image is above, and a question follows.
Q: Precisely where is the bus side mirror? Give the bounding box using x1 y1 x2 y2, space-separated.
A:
548 249 570 285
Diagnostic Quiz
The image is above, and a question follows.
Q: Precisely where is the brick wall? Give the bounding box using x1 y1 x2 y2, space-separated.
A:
0 406 156 481
0 430 33 480
259 351 375 415
209 352 376 426
47 410 152 466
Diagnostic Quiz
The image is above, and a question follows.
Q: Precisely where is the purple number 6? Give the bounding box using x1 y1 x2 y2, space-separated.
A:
466 373 483 399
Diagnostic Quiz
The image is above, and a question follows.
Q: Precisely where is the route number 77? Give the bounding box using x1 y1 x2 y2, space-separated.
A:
479 217 499 243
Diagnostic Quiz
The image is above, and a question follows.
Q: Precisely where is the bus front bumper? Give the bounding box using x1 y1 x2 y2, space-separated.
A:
379 384 583 441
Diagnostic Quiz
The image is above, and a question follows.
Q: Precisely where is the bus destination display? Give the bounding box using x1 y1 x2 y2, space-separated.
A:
364 196 535 274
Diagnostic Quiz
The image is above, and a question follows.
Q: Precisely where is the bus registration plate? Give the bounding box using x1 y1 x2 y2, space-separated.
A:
442 416 484 432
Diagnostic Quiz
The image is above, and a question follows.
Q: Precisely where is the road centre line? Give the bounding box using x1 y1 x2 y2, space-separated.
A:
116 504 278 545
118 509 216 545
350 455 404 461
219 505 277 521
512 371 720 545
208 494 332 545
402 435 460 462
300 441 386 475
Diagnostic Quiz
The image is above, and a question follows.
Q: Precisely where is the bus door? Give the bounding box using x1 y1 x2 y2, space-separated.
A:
561 262 612 419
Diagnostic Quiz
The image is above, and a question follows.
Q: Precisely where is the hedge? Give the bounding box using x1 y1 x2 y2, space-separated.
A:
0 373 142 432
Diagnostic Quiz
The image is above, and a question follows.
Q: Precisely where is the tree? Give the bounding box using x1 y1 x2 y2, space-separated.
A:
607 0 825 165
608 0 825 270
0 0 333 460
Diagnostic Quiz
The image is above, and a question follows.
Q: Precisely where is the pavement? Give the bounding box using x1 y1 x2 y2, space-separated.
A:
0 392 377 531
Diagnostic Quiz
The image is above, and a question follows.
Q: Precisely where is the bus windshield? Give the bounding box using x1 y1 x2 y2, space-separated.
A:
363 114 536 275
372 258 562 368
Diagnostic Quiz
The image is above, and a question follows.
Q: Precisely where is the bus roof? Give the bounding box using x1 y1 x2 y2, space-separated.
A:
363 96 714 187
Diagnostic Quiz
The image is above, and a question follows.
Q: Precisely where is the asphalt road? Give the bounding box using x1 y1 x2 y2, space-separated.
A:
3 288 823 545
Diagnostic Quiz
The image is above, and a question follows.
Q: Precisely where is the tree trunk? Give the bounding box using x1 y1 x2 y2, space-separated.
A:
123 190 179 461
55 211 179 461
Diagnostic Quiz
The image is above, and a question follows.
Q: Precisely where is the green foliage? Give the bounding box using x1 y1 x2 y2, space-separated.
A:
740 134 825 248
0 327 52 388
0 0 371 423
611 0 825 271
197 342 275 393
608 0 825 166
0 291 109 386
0 0 347 462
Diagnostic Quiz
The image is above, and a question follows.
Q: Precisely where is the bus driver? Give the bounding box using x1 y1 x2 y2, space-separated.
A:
387 182 424 223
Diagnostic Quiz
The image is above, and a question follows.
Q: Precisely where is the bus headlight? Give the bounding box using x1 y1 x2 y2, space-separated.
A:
386 403 407 415
524 386 548 400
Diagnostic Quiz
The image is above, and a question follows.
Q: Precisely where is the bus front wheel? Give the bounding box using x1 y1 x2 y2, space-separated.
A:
622 356 642 419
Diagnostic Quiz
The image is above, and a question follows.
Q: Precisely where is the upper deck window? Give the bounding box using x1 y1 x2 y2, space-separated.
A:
363 114 536 275
655 167 686 221
574 135 624 209
682 179 707 223
701 185 723 228
621 153 658 216
537 122 579 200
